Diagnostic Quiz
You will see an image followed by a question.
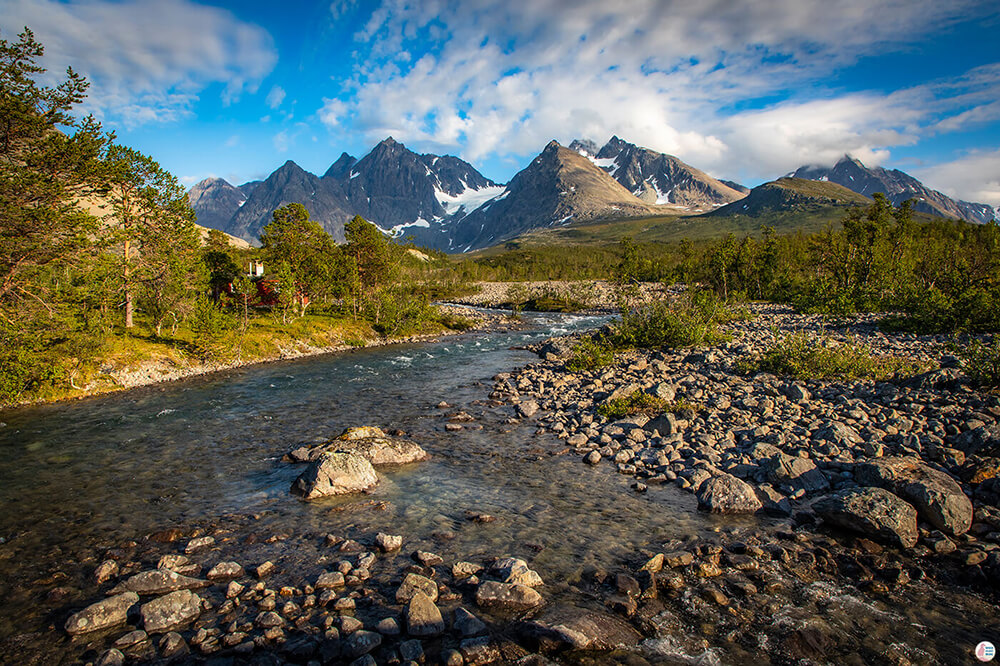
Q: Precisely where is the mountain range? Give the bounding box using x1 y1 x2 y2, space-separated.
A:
190 136 996 253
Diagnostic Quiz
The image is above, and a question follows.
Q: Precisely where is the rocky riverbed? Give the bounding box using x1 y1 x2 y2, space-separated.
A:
10 304 1000 665
446 282 673 314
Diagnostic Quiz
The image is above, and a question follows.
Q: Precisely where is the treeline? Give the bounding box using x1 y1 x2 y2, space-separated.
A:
0 29 458 404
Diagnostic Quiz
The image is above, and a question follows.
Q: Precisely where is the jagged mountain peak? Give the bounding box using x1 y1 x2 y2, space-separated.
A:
568 138 599 156
323 152 357 179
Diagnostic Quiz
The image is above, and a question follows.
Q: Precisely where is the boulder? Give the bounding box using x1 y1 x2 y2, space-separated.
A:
520 606 643 652
140 589 202 633
453 607 487 637
766 454 829 493
109 570 209 596
206 562 243 581
696 474 762 514
517 401 539 418
489 558 543 587
405 591 445 636
813 487 918 548
396 573 438 603
956 424 1000 458
65 592 139 635
645 412 680 436
474 581 543 611
295 428 429 466
814 422 862 447
855 456 973 536
290 452 378 499
345 630 382 658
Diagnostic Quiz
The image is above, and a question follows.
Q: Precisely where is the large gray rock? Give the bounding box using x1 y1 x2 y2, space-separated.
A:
956 424 1000 458
140 589 202 633
474 581 544 611
290 452 378 498
813 487 918 548
855 456 972 536
405 591 445 636
520 606 643 651
294 427 429 465
396 573 438 603
65 592 139 635
696 474 762 514
110 569 209 596
815 422 863 447
645 412 680 436
766 453 830 493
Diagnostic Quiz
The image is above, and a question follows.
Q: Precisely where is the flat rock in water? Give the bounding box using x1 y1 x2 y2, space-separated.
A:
696 474 762 514
110 569 209 596
290 452 378 499
813 487 919 549
65 592 139 635
295 428 429 466
474 581 544 610
396 573 438 603
520 605 643 651
140 589 202 633
855 456 973 536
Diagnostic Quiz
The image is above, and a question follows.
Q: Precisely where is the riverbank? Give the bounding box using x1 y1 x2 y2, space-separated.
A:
444 280 673 314
487 302 1000 663
6 305 515 410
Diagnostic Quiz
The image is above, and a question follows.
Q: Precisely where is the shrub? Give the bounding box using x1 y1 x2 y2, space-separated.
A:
738 332 921 381
189 297 235 360
598 391 668 419
433 310 476 331
960 337 1000 387
566 337 615 372
612 295 731 350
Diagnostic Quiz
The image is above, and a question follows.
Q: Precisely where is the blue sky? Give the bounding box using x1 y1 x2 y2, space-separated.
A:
4 0 1000 206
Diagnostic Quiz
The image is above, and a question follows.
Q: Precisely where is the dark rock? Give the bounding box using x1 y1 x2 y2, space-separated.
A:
397 573 438 603
856 456 973 535
814 487 919 548
406 591 445 636
766 454 829 493
520 605 643 651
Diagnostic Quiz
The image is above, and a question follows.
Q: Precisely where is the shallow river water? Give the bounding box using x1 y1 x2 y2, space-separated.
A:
0 312 996 665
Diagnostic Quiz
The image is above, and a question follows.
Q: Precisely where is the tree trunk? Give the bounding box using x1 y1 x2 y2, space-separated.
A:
123 239 133 329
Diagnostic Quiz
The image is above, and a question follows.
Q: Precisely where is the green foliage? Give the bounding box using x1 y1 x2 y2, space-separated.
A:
597 391 670 420
612 292 731 350
566 336 615 372
432 309 476 332
738 332 922 381
188 296 235 360
959 337 1000 388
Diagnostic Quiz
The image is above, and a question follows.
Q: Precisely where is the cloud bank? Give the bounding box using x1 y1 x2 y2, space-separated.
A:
3 0 277 127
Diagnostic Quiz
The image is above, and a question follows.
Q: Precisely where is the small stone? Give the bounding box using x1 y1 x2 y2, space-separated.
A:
413 550 444 566
584 451 601 465
226 580 244 598
141 589 202 633
159 632 189 658
185 536 215 554
375 533 403 552
94 560 119 585
474 581 543 610
316 571 346 589
454 607 487 636
397 573 439 603
95 649 125 666
376 617 400 635
206 561 244 581
346 630 382 658
256 561 276 579
399 638 425 662
256 611 285 629
340 616 364 634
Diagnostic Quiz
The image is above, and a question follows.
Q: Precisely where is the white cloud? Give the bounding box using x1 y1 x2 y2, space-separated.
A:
319 0 998 189
274 130 290 153
913 150 1000 208
4 0 277 126
266 85 286 109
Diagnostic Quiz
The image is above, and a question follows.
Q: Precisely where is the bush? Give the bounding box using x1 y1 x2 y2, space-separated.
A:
433 309 476 331
738 332 921 381
612 294 731 350
598 391 668 419
566 336 615 372
189 297 235 360
960 337 1000 387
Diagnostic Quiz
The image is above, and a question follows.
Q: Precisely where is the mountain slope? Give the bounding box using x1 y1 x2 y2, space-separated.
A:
573 136 746 210
450 141 660 251
187 178 248 232
790 155 996 224
225 160 353 243
333 137 501 246
709 177 872 217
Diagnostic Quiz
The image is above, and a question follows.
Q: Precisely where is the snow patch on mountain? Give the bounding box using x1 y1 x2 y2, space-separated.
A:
434 183 506 216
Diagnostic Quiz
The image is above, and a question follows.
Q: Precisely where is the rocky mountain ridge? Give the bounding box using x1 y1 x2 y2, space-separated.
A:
790 155 996 225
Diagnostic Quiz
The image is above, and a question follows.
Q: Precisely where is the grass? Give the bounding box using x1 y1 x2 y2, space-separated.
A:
959 337 1000 388
738 332 924 381
566 336 615 372
597 391 700 420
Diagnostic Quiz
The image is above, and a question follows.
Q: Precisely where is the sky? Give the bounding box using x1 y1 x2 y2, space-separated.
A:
4 0 1000 207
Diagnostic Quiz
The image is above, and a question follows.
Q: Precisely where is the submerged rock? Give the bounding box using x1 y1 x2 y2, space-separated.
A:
110 569 209 596
856 456 973 536
814 487 919 548
406 591 445 636
521 606 643 651
65 592 139 635
140 589 202 633
290 452 378 499
474 581 544 610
